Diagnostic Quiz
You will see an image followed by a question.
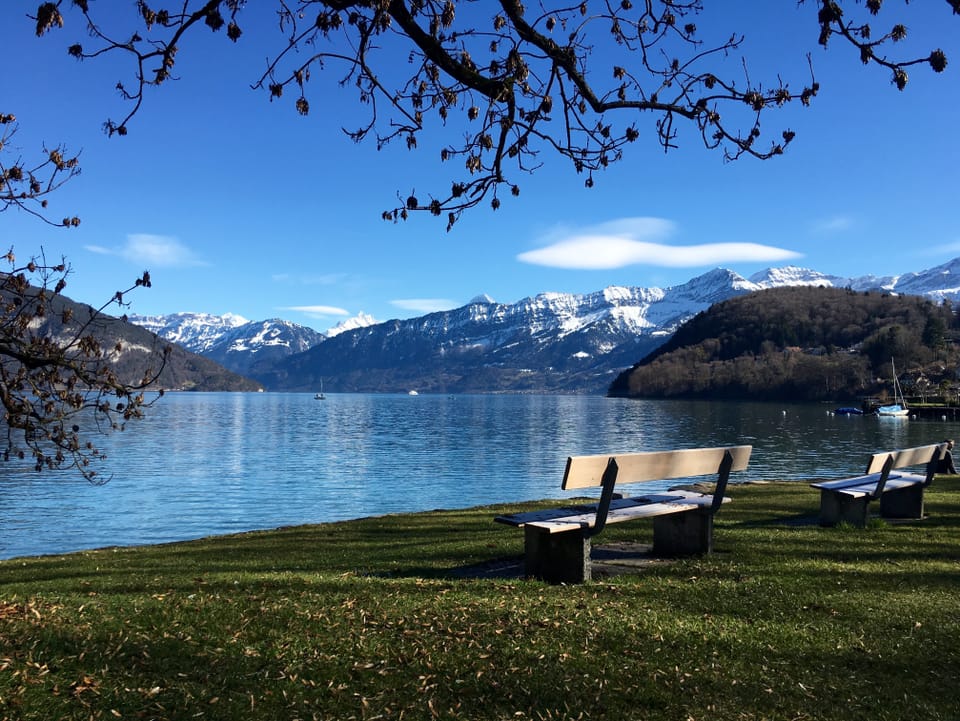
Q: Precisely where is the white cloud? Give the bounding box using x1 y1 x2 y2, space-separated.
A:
282 305 350 317
86 234 206 268
390 298 458 313
812 216 854 234
272 272 348 285
518 217 801 270
124 234 207 267
921 240 960 257
538 217 676 245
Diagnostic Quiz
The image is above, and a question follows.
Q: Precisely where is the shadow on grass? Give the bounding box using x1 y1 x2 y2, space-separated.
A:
5 478 960 591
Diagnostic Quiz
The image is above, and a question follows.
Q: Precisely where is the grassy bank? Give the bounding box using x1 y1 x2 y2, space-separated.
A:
2 478 960 720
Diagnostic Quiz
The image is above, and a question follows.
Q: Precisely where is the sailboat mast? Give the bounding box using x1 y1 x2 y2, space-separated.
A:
892 359 906 407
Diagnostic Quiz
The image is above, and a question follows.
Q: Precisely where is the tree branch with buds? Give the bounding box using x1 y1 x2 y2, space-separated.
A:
31 0 955 233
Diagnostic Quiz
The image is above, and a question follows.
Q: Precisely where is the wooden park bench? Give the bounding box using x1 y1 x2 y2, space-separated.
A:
809 442 948 527
494 445 752 583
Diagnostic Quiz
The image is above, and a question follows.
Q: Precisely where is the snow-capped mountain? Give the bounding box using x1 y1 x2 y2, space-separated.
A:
748 265 848 288
326 312 379 338
129 313 325 377
253 267 768 394
202 319 326 377
884 257 960 301
746 259 960 300
129 312 250 354
130 257 960 394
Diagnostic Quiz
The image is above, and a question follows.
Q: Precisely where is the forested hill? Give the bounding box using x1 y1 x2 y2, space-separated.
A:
608 287 958 401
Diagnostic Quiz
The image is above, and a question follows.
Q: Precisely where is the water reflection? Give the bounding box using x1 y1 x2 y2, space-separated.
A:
1 393 957 559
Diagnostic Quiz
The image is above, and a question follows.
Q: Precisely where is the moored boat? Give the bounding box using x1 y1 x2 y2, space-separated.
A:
834 407 864 416
875 403 909 417
875 360 909 417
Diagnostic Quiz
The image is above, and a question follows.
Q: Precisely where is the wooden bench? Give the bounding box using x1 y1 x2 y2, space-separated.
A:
810 443 948 527
494 445 752 583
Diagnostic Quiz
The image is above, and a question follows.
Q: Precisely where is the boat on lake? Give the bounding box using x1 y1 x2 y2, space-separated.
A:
876 404 909 417
875 360 909 417
834 407 864 416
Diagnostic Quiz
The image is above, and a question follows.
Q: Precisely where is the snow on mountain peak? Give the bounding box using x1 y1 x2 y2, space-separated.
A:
128 311 250 353
468 294 496 305
326 312 379 338
218 312 250 326
667 268 757 303
748 266 838 288
603 285 652 303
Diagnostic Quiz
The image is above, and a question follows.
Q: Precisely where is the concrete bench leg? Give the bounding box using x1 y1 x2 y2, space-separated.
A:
819 490 870 527
524 526 591 583
880 485 924 519
652 510 713 555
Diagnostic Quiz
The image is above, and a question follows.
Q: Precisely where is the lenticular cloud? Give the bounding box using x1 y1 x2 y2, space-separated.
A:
517 217 801 270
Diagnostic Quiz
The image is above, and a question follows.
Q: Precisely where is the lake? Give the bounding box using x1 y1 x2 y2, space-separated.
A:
2 392 957 560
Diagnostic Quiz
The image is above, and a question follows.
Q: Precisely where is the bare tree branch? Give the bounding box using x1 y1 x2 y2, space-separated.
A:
30 1 955 230
1 251 169 482
0 114 81 227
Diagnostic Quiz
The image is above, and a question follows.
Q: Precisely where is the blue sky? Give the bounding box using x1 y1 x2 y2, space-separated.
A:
3 3 958 333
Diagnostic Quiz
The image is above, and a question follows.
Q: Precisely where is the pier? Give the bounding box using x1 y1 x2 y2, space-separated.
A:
908 406 960 421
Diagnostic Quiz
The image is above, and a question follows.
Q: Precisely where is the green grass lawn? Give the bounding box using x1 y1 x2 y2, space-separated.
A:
2 478 960 720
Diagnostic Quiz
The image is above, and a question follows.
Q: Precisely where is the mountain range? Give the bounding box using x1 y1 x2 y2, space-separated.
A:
2 291 263 394
129 257 960 395
130 312 327 379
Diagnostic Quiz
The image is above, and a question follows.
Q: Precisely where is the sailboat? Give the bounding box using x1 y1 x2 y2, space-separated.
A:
314 379 326 400
875 360 909 417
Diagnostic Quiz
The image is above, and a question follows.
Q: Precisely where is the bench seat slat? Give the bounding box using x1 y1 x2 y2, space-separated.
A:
495 491 728 533
811 472 926 498
494 494 684 527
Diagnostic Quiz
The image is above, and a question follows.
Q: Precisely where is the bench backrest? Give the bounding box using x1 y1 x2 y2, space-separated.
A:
864 443 947 497
561 445 751 539
562 445 753 490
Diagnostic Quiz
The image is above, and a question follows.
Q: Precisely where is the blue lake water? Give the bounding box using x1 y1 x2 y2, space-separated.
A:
2 392 958 560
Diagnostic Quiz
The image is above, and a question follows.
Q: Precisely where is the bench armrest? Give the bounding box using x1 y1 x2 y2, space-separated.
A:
586 457 619 539
710 450 735 514
871 455 896 500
